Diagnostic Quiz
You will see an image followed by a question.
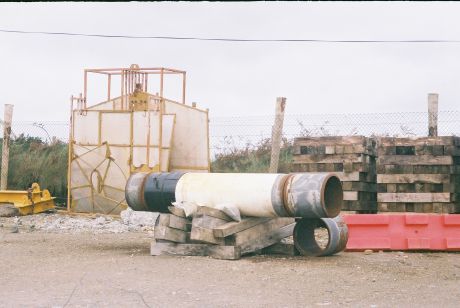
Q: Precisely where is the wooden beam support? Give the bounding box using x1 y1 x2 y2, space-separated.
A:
213 218 271 238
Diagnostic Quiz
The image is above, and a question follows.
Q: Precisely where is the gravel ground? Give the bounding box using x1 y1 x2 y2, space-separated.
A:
0 210 158 234
1 213 460 307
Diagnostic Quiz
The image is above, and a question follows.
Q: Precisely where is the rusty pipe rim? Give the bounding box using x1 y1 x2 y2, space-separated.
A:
293 216 348 257
125 172 149 211
282 174 296 217
283 173 343 218
320 173 343 218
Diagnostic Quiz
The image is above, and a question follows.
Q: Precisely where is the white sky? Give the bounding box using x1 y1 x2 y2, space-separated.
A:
1 2 460 122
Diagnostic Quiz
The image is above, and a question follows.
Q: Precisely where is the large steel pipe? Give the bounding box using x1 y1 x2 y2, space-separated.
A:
126 172 342 218
293 216 348 256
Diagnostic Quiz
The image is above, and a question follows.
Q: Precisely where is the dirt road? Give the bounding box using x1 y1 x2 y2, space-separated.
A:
1 226 459 308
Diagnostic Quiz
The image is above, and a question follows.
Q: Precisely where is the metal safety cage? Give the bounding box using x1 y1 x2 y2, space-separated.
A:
80 64 186 110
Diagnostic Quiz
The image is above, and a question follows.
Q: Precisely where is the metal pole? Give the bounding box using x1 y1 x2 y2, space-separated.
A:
269 97 286 173
1 104 14 190
107 74 111 101
428 93 439 137
83 70 88 109
160 68 164 98
182 72 186 104
67 96 74 212
121 70 125 109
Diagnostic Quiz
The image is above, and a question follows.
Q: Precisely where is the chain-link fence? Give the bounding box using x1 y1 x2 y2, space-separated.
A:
210 110 460 154
7 121 69 143
0 110 457 202
3 110 460 155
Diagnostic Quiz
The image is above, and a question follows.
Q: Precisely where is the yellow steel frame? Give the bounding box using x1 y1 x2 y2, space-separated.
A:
0 183 55 216
68 65 211 213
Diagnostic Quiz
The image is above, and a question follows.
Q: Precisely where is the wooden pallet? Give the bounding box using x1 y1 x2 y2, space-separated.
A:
377 164 460 175
151 206 298 260
377 136 460 147
376 136 460 213
378 202 460 213
293 136 377 213
342 201 377 212
378 183 447 193
294 136 377 157
293 160 375 173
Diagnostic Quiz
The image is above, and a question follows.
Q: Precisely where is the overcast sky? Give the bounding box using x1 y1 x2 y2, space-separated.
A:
1 2 460 122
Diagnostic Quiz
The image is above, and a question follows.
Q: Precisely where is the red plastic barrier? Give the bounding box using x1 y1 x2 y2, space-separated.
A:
342 214 460 251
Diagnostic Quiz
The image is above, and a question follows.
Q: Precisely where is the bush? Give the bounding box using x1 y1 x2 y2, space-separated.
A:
211 137 294 173
0 134 68 205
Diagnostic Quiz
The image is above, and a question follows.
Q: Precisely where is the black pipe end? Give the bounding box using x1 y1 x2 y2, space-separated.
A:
143 172 186 213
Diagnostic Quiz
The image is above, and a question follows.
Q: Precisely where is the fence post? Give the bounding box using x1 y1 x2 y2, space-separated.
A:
428 93 438 137
269 97 286 173
1 104 14 190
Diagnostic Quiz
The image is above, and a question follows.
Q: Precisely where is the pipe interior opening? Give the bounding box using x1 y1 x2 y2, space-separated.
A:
314 226 329 250
323 176 343 218
294 218 330 256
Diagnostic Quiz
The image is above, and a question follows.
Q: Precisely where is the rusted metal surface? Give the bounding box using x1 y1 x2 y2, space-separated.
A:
293 216 348 256
124 172 149 211
283 173 342 218
270 174 291 217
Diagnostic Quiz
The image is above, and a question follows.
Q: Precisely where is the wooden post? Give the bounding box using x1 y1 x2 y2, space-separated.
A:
428 93 438 137
269 97 286 173
1 104 14 190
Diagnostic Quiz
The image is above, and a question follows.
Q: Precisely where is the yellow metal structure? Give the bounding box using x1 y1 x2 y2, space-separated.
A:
68 65 210 215
0 183 55 215
129 84 150 111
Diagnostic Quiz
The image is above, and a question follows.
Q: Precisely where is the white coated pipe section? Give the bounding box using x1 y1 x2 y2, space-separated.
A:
175 173 281 217
174 172 342 218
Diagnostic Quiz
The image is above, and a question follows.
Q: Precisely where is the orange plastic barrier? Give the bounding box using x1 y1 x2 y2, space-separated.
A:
343 214 460 251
